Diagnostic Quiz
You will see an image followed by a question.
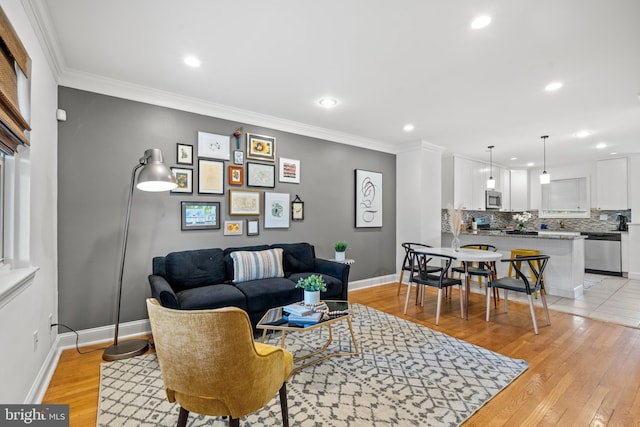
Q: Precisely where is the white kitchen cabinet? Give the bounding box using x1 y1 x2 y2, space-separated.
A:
621 232 629 273
596 158 628 209
500 167 511 211
510 169 528 211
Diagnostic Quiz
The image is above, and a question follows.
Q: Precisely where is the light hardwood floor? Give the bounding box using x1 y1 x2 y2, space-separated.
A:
43 283 640 426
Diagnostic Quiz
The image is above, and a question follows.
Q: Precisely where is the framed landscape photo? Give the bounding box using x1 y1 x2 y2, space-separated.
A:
224 220 243 236
176 143 193 165
355 169 383 228
246 133 276 162
198 159 224 194
170 167 193 193
279 157 300 183
229 189 261 216
228 165 244 186
181 201 221 230
264 192 290 228
247 218 259 236
247 162 275 188
198 131 231 160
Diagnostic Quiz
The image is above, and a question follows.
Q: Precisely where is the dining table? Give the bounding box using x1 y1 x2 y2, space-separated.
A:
423 247 504 320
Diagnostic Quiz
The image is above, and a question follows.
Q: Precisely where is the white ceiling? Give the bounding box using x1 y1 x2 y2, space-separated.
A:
29 0 640 168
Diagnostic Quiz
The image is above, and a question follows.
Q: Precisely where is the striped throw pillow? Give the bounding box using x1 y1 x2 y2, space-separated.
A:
230 248 285 283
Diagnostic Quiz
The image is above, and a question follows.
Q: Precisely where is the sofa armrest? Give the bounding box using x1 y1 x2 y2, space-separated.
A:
148 275 180 309
314 258 350 300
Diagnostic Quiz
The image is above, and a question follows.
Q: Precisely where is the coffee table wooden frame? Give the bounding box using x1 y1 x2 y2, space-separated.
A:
256 301 359 373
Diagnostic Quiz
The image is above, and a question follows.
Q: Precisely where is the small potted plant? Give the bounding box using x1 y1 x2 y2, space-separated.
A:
296 274 327 305
334 240 348 262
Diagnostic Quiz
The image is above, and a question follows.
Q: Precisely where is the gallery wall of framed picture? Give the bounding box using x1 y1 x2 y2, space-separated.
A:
172 130 307 234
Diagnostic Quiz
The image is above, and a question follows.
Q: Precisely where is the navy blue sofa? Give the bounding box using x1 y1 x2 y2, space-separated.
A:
148 242 350 327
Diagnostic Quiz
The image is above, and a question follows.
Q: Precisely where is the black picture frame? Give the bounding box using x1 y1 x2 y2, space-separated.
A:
291 195 304 221
176 143 193 165
247 218 260 236
247 162 275 188
181 201 221 230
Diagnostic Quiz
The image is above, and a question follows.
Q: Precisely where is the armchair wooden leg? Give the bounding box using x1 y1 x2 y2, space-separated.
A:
177 407 189 427
485 286 491 322
280 383 289 427
397 271 405 295
527 295 539 335
435 288 443 325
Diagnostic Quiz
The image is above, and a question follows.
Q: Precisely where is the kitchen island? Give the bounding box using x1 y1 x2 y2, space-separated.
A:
442 230 586 298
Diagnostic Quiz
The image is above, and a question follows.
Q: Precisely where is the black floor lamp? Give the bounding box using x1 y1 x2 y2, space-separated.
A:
103 148 177 361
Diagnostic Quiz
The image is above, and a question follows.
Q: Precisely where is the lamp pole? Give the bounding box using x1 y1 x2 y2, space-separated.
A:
103 149 176 361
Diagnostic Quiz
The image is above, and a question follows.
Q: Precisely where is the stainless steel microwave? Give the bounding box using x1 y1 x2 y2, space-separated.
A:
485 190 502 209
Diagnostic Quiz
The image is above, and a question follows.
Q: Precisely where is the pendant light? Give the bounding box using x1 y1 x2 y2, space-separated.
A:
539 135 550 185
486 145 496 189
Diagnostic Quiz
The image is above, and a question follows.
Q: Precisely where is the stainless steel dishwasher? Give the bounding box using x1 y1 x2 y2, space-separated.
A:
581 232 622 276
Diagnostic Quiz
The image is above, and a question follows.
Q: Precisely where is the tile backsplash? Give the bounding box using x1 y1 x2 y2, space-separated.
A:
441 209 632 233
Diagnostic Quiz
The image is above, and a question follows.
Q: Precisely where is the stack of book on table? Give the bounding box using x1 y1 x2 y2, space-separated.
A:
282 302 327 324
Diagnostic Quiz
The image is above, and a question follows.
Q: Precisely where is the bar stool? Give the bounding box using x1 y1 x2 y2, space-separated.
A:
508 249 545 296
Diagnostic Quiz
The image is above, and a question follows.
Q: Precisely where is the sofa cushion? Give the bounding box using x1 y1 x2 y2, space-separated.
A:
224 245 271 280
235 277 301 313
165 248 226 290
271 243 315 273
287 272 343 299
176 284 247 311
230 248 285 283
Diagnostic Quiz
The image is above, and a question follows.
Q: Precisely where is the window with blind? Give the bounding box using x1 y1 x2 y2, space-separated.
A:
0 5 31 156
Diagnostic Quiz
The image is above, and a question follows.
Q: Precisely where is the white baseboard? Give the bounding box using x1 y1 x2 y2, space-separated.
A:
349 274 397 291
28 320 152 404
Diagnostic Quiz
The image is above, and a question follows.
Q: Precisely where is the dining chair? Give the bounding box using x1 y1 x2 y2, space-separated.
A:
403 250 463 325
146 299 293 427
450 244 500 307
397 243 442 296
486 254 551 334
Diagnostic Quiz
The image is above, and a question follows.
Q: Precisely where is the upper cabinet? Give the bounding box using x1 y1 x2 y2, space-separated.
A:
596 158 628 210
510 169 528 211
442 155 510 211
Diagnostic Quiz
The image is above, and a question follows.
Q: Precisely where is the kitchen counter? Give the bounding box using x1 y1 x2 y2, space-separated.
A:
459 230 587 240
442 231 585 299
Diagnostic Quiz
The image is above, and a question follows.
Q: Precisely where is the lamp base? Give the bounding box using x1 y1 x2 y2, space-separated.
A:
102 338 149 361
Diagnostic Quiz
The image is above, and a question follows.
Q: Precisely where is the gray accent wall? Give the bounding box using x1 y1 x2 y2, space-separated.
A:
57 87 396 330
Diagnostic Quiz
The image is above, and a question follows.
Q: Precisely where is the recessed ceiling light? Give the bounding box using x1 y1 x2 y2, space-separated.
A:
510 157 518 161
527 162 535 167
596 142 607 149
403 124 415 132
610 152 617 155
545 81 564 91
574 130 592 138
318 98 338 108
471 16 492 29
184 56 201 67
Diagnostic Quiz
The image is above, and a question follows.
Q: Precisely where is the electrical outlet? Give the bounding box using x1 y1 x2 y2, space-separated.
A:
33 330 38 351
599 214 608 221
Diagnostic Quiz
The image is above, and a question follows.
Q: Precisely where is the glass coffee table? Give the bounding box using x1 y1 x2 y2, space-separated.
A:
256 300 359 373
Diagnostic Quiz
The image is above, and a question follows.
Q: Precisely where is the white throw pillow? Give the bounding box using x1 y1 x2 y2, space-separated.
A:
230 248 285 283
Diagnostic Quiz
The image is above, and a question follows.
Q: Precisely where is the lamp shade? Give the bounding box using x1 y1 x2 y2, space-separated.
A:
539 172 551 184
136 148 177 192
486 177 496 189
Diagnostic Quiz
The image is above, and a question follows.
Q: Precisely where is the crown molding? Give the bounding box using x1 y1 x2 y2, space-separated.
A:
58 69 397 155
22 0 65 78
395 140 445 155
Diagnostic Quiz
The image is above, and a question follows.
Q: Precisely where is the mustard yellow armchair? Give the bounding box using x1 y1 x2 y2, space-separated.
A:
146 299 294 427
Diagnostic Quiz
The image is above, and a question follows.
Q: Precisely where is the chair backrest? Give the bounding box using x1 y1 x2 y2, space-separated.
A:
146 299 289 418
461 243 497 252
507 254 550 293
401 242 432 268
409 250 455 284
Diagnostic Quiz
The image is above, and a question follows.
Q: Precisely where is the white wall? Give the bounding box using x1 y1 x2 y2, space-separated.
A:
528 162 595 210
396 141 444 272
0 0 59 403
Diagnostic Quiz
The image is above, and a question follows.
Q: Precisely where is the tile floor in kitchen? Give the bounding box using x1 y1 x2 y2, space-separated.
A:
470 273 640 328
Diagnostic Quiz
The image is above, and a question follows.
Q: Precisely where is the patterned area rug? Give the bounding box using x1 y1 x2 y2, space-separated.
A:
98 304 527 426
